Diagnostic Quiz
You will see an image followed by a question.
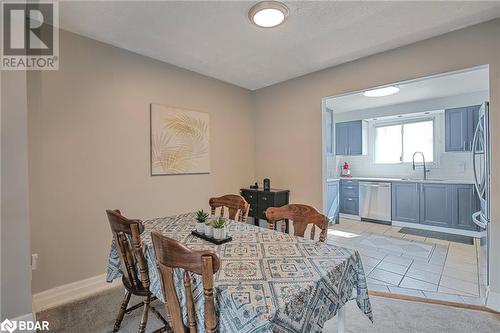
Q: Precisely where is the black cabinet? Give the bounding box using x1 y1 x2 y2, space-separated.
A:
240 188 289 226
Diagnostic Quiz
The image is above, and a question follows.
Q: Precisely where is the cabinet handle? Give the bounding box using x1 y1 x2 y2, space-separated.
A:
262 197 267 201
249 195 253 199
463 141 467 151
347 198 353 201
346 186 353 189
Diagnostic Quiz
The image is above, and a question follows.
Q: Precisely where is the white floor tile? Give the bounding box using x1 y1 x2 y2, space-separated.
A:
369 268 403 286
399 276 438 292
376 261 409 275
406 267 442 285
388 286 425 297
383 255 413 266
439 276 479 296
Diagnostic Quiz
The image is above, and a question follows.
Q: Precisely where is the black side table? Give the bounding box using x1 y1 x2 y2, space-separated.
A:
240 187 290 231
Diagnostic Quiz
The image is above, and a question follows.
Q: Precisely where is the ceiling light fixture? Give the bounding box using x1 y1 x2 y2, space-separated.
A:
363 86 400 97
249 1 289 28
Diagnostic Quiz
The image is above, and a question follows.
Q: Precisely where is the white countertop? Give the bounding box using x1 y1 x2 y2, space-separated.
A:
327 176 475 185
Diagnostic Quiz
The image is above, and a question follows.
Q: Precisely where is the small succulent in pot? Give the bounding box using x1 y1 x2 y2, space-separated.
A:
196 210 209 233
205 219 214 237
212 217 226 240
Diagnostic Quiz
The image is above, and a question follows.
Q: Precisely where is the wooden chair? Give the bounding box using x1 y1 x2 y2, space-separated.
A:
265 204 328 242
151 231 220 333
106 209 169 333
209 194 249 222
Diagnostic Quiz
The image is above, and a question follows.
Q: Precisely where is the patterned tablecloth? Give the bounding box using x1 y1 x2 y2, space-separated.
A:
106 213 373 332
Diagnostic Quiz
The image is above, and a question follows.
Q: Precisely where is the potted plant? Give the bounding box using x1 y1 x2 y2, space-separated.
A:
205 219 214 237
212 217 226 240
195 210 209 233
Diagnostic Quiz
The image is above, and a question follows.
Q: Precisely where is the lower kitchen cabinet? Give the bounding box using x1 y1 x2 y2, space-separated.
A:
391 182 420 223
340 179 359 215
451 184 480 230
341 197 358 215
392 182 479 231
420 183 452 227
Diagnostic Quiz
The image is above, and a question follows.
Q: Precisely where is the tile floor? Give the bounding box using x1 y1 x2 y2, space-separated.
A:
326 218 485 305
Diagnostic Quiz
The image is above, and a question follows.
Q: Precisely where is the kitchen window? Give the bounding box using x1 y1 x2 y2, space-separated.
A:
374 119 434 164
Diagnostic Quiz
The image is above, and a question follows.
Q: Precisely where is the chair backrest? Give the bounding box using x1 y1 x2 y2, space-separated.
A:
151 231 220 333
106 209 149 291
209 194 249 222
265 204 328 242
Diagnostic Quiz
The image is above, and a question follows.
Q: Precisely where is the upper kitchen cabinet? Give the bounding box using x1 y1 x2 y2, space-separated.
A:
335 120 367 155
445 105 480 152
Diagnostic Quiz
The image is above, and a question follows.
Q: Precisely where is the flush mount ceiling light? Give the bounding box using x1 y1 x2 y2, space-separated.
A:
249 1 289 28
363 86 400 97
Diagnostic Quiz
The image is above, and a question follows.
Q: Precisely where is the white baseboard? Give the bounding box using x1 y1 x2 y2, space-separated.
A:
32 274 120 312
486 290 500 312
392 220 485 238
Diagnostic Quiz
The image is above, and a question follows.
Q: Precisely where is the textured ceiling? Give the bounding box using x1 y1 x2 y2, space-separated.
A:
326 67 489 113
59 1 500 90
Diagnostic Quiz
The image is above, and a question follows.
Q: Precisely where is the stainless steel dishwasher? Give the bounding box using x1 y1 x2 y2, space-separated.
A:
359 181 392 222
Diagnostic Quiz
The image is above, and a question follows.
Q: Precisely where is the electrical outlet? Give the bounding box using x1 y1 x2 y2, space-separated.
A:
31 253 38 270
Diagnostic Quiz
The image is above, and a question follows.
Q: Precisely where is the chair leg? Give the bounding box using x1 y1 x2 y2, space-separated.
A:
114 290 131 332
138 295 150 333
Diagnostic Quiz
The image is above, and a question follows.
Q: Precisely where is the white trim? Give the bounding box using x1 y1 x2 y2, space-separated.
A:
32 273 120 312
486 290 500 312
392 220 485 238
11 313 35 333
339 213 361 221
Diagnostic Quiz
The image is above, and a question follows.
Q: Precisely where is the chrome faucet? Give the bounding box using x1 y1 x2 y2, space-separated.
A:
412 151 430 180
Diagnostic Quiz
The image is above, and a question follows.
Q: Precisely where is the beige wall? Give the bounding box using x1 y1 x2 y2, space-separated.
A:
1 71 32 319
253 19 500 295
29 19 500 302
28 30 255 293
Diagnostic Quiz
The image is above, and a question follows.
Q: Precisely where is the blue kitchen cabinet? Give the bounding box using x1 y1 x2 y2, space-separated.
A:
392 182 420 223
335 120 365 155
335 122 349 155
326 180 339 222
339 179 359 215
420 183 452 227
451 184 480 231
445 105 480 152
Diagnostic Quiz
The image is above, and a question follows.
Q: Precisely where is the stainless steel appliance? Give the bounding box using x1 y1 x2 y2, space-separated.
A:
472 102 490 291
359 181 392 222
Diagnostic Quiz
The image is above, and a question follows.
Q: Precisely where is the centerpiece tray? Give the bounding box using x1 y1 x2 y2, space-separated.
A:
191 230 232 245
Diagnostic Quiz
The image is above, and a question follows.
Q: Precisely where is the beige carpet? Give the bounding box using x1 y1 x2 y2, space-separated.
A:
36 285 500 333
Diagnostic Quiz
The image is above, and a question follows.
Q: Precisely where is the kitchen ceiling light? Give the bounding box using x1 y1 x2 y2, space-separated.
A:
249 1 289 28
363 86 400 97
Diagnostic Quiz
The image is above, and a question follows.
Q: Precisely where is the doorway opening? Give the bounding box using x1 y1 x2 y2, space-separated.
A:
321 65 490 305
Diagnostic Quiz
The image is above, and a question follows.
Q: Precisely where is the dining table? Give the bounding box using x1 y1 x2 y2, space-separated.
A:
106 212 373 333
